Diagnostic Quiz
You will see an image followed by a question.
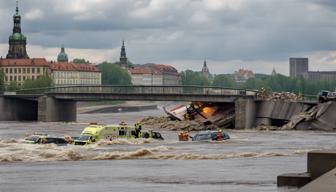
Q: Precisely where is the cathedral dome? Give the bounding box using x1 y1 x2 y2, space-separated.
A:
10 33 26 41
57 46 69 62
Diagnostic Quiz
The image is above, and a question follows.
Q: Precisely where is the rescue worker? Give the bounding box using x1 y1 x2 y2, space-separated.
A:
259 87 268 99
217 130 223 141
134 122 142 138
64 135 73 144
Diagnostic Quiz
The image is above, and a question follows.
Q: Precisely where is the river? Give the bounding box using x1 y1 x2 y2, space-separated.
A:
1 109 336 192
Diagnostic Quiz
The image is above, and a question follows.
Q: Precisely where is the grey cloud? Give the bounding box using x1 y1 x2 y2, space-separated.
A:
0 0 336 72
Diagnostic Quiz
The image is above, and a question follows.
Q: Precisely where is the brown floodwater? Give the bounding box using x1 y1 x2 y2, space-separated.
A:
1 109 336 192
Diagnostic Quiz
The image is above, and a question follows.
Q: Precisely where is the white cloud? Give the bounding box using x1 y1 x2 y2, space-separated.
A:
25 9 44 21
203 0 242 10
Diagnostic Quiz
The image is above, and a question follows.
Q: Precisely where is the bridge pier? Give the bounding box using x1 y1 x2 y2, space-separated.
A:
38 96 77 122
235 98 256 129
0 96 38 121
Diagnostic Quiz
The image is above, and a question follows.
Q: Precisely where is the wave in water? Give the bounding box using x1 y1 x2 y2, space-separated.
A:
0 139 312 163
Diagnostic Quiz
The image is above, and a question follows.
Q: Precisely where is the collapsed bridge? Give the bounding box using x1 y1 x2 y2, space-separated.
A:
0 85 321 129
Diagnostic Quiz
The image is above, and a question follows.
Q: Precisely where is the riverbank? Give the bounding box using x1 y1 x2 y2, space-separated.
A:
77 101 158 114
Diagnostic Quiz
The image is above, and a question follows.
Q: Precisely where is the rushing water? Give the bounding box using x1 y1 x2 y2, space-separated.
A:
1 109 336 192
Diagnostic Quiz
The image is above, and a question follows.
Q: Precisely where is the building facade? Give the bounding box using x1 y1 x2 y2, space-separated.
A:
234 68 255 82
50 62 101 86
129 64 181 86
303 71 336 82
289 57 336 81
0 58 50 85
0 3 102 88
289 58 309 78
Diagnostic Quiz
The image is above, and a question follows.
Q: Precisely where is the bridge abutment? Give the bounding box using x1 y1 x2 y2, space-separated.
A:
0 96 38 121
235 98 256 129
38 96 77 122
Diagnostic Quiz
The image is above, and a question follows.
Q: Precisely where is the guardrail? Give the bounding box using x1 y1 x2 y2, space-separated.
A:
12 85 258 97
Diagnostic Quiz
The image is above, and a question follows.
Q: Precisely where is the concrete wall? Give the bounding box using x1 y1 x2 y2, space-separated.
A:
297 168 336 192
255 101 310 127
38 96 77 122
235 100 312 129
235 98 256 129
0 96 38 121
278 150 336 189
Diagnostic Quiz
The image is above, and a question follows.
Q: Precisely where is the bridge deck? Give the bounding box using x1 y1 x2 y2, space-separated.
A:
3 85 258 102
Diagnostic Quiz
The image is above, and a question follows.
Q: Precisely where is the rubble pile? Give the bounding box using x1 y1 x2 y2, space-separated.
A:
282 101 336 131
266 92 302 102
141 116 207 131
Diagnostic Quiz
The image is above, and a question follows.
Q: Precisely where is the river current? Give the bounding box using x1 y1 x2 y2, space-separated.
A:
1 109 336 192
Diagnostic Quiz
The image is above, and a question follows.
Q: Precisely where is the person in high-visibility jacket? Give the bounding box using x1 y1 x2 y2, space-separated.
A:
134 122 142 138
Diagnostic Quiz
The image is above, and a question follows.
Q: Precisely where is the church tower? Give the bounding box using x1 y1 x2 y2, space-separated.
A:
202 59 210 79
6 1 29 59
57 45 69 62
119 40 128 69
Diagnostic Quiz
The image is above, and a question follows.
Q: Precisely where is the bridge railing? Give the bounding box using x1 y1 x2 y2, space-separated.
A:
13 85 258 97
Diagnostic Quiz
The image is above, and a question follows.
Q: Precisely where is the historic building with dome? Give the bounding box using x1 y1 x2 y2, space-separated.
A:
51 46 101 86
0 1 101 86
57 45 69 63
6 1 29 59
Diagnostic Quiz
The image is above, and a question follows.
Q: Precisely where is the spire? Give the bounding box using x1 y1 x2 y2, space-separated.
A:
121 40 126 57
61 44 65 52
16 0 19 15
202 59 210 79
13 0 22 34
120 40 128 69
272 68 277 75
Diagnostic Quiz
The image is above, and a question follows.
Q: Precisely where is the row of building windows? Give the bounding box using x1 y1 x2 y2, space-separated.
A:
54 71 100 78
55 79 101 85
3 67 46 74
5 75 40 82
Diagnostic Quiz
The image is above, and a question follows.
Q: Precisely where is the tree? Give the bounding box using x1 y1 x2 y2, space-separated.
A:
0 69 4 91
212 74 236 87
7 81 19 91
72 58 90 64
97 62 132 85
22 75 53 89
180 70 210 86
112 61 134 68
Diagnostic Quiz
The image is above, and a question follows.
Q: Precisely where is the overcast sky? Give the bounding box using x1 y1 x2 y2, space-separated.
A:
1 0 336 75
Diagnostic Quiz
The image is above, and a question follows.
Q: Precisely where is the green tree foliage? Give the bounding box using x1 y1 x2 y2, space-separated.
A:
22 75 53 89
183 69 335 96
72 58 90 64
0 69 5 91
7 81 19 91
97 62 132 85
212 74 235 87
180 70 210 86
227 73 335 95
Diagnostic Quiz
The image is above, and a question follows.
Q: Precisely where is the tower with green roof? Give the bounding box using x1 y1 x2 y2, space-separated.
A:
6 0 29 59
57 45 69 62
